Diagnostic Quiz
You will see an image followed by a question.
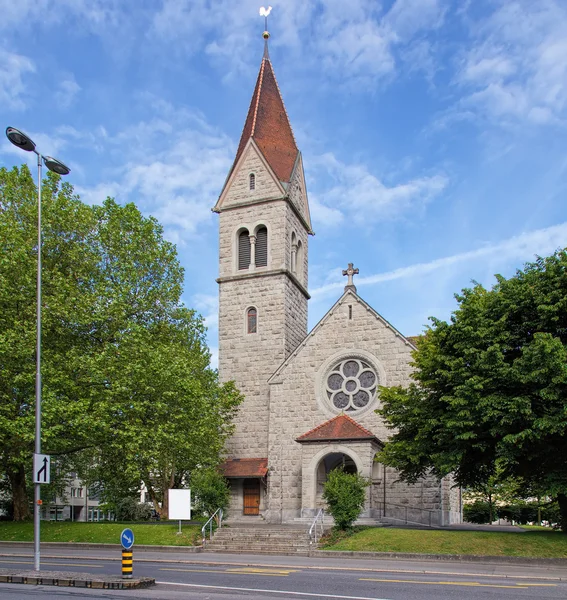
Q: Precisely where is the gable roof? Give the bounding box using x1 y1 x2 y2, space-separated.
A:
296 414 382 445
230 56 298 185
220 457 268 479
268 289 417 384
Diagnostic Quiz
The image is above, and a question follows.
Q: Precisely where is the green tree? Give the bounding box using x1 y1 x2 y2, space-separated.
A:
0 164 241 520
377 250 567 531
322 468 369 530
191 466 231 518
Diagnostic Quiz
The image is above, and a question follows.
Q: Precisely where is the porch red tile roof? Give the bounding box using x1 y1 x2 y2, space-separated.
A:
220 457 268 479
296 414 381 444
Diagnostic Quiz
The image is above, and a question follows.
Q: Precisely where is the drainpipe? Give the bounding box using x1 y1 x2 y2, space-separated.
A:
383 466 386 518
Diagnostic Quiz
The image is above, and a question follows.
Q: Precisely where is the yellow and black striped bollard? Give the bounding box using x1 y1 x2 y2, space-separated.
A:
122 549 133 579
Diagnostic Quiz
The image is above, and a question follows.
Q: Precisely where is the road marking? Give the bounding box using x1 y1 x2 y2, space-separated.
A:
160 568 220 574
227 567 299 575
160 566 295 577
0 560 103 568
157 581 393 600
360 577 557 590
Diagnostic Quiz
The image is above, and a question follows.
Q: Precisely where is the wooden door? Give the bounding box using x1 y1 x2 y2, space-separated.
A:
243 479 260 515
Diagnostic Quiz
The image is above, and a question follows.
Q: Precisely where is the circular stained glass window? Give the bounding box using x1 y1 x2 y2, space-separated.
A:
325 359 378 412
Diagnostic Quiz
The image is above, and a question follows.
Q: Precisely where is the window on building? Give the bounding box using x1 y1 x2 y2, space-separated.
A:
255 226 268 267
296 240 303 279
238 229 251 270
247 307 257 334
249 173 255 190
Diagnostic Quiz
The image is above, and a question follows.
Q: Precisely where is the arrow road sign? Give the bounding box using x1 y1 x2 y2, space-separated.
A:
33 454 50 484
121 528 134 550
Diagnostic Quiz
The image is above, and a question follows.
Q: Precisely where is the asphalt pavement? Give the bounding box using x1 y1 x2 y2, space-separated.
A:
0 545 566 599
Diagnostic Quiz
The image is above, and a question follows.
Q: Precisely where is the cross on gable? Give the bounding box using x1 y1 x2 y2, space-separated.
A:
342 262 359 292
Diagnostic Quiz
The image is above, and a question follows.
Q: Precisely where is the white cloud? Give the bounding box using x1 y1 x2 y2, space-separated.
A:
55 76 81 109
456 0 567 125
312 221 567 298
0 49 35 109
76 100 235 243
310 152 447 226
192 293 219 333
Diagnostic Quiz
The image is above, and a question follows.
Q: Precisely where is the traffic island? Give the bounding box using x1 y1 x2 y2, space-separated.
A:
0 569 155 589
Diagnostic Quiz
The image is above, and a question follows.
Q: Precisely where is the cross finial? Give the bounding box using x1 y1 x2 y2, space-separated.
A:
259 6 272 59
342 262 359 293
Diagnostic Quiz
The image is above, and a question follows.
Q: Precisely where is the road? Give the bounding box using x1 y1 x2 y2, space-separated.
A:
0 547 565 600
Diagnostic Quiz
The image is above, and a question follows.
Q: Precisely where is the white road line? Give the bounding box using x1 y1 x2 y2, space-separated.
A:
156 581 392 600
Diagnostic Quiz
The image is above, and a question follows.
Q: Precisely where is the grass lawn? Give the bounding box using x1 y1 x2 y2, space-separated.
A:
0 522 202 546
321 527 567 558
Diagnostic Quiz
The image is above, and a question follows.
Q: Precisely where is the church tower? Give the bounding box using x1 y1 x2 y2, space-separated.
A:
213 32 313 465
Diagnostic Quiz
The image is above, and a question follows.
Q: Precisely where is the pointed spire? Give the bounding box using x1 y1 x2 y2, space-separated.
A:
229 8 298 184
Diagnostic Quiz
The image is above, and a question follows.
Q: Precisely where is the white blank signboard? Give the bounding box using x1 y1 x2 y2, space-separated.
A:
168 489 191 520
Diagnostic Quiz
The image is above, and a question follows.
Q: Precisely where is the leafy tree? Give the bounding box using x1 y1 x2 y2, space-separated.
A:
0 164 241 520
377 250 567 530
191 466 231 518
322 468 369 530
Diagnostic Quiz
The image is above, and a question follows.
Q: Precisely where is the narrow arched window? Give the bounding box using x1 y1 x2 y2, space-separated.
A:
249 173 255 190
255 226 268 267
238 229 251 270
247 307 257 334
296 240 303 279
291 232 297 273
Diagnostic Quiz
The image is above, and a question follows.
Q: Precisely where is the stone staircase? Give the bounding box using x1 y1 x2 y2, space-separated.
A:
203 525 312 555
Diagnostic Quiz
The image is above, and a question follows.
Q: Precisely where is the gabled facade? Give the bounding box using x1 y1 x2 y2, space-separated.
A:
214 37 461 526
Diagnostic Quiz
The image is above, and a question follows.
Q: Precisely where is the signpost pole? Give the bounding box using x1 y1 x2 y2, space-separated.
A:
33 152 43 572
120 528 134 579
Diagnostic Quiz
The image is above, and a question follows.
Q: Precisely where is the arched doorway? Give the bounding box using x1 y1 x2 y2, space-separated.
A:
315 452 357 507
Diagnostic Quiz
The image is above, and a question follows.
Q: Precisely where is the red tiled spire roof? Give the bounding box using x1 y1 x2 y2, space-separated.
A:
232 56 299 183
296 414 381 444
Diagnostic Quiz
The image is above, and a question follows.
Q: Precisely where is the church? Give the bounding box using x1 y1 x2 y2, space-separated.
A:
215 30 462 527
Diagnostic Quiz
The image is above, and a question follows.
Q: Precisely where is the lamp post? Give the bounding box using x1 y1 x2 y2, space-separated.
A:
5 127 71 572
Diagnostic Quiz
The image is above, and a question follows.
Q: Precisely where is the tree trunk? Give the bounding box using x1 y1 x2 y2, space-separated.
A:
9 465 31 521
556 493 567 533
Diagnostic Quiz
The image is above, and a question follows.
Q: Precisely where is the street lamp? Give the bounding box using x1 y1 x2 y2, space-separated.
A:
5 127 71 572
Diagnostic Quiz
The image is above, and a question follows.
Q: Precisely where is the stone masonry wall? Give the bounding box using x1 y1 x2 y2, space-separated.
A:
221 143 283 209
266 292 440 522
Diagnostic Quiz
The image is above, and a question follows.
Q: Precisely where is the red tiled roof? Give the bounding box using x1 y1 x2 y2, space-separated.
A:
296 414 380 444
231 57 299 183
220 458 268 479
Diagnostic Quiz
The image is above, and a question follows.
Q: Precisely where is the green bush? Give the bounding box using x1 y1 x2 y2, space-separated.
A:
497 501 560 525
463 501 492 524
114 497 152 521
191 467 230 517
322 468 369 530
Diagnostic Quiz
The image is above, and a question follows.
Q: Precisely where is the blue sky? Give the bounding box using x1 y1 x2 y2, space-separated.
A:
1 0 566 368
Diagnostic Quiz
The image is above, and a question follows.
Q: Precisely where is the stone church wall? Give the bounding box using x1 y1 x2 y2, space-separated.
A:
266 292 450 522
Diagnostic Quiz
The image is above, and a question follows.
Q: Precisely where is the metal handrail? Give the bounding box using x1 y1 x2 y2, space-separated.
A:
376 502 436 527
201 508 223 543
308 509 324 545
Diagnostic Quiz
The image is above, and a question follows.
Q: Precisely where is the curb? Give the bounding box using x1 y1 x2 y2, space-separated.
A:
0 541 202 553
311 550 567 567
0 571 155 590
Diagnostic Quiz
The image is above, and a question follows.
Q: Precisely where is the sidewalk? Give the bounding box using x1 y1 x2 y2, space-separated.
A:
1 542 566 582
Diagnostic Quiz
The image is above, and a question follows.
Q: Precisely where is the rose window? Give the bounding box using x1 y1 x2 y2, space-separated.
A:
325 359 378 412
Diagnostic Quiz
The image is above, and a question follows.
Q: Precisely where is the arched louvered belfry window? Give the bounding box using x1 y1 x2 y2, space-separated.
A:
255 226 268 268
247 307 257 334
238 229 251 270
249 173 255 190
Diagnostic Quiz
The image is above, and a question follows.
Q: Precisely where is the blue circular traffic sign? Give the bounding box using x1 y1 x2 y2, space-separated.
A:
120 528 134 550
